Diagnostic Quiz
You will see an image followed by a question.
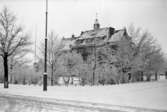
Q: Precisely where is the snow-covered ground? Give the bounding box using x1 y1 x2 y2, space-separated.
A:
0 80 167 111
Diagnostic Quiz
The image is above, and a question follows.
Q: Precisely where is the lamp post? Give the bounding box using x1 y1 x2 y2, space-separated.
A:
43 0 48 91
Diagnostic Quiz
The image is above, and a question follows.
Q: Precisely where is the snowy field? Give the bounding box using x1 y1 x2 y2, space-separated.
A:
0 80 167 111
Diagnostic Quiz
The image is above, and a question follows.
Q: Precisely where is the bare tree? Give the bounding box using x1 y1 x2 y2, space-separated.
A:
48 32 61 85
94 25 165 84
128 25 164 81
56 51 84 86
39 31 62 85
0 7 31 88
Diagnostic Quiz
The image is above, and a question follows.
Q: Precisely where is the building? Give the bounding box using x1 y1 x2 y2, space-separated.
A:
58 18 134 85
59 18 167 85
61 18 132 61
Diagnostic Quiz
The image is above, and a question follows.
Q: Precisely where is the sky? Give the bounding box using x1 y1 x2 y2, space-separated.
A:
0 0 167 60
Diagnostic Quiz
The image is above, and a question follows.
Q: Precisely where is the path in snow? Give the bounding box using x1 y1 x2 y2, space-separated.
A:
0 93 165 112
0 94 125 112
0 80 167 111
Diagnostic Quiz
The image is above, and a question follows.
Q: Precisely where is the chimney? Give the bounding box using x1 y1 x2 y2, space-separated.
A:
71 34 76 40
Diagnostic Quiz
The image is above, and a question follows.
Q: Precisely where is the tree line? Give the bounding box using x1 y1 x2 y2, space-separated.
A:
34 26 166 86
0 7 166 87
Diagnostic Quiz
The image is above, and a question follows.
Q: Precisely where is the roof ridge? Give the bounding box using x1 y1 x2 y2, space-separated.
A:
81 27 110 33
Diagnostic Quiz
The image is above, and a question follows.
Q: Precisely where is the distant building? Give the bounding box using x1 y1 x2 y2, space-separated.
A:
61 18 131 61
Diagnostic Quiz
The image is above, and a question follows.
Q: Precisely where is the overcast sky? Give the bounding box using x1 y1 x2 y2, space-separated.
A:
0 0 167 58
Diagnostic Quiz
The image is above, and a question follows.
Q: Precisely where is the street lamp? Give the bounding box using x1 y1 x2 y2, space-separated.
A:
43 0 48 91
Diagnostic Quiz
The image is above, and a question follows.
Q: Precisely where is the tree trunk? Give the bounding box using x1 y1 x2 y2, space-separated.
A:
155 71 158 81
71 77 74 85
128 73 131 82
140 71 143 81
51 63 54 86
3 53 9 88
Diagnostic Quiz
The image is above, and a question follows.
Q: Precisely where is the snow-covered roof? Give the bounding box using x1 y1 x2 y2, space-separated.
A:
61 28 130 49
78 28 109 40
109 29 126 42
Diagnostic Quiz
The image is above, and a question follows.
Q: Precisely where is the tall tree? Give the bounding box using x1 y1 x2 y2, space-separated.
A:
48 32 63 85
128 25 164 81
95 45 119 84
0 7 31 88
56 51 84 85
94 26 165 83
39 31 62 85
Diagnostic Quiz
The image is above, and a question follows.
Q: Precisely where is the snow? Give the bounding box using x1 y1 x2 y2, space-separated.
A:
109 30 125 42
79 28 109 39
0 80 167 111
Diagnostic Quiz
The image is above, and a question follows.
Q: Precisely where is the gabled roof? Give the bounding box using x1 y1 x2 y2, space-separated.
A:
109 28 130 42
61 27 131 50
78 27 110 40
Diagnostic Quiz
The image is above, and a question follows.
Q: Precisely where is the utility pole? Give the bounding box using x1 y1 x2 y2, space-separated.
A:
43 0 48 91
